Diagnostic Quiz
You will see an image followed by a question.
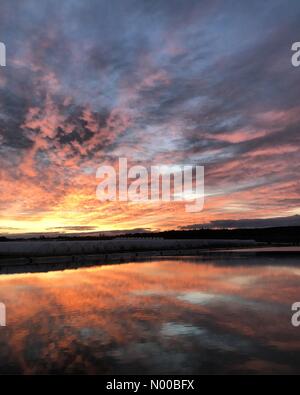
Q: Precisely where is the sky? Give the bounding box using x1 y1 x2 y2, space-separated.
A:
0 0 300 235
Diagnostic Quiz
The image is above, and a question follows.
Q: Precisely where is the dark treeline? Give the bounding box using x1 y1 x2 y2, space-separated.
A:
1 226 300 244
120 227 300 244
128 227 300 244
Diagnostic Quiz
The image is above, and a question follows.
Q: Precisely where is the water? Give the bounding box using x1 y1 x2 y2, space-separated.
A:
0 254 300 374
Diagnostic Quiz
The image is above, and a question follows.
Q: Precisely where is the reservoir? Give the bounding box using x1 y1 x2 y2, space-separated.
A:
0 252 299 374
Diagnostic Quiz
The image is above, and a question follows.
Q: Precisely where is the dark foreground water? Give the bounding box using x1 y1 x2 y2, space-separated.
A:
0 253 300 374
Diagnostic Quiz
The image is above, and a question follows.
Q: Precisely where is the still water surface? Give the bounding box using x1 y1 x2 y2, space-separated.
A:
0 254 300 374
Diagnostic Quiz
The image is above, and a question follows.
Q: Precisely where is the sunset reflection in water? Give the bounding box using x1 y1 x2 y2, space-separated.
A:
0 255 300 374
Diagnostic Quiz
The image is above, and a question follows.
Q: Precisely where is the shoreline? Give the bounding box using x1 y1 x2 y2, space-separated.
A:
0 238 257 258
0 238 256 274
0 240 300 275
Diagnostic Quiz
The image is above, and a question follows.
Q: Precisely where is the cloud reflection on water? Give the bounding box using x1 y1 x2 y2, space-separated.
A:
0 255 299 374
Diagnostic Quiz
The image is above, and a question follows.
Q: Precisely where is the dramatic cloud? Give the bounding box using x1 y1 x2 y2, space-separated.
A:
1 0 300 234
